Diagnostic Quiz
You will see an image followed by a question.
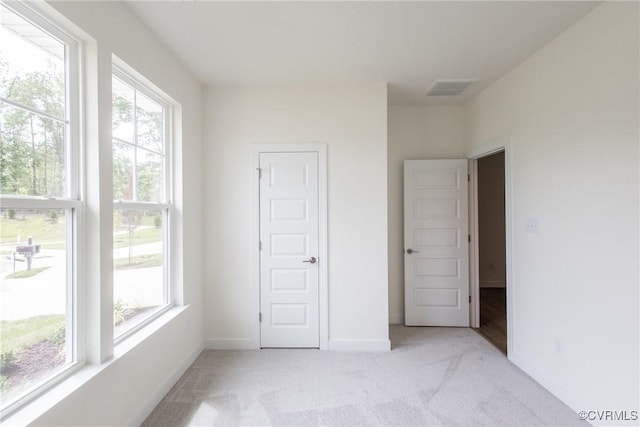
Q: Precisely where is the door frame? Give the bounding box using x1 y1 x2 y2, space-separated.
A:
467 134 513 357
252 143 328 350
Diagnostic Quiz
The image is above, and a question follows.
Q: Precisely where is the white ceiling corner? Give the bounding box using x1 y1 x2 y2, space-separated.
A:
124 1 599 106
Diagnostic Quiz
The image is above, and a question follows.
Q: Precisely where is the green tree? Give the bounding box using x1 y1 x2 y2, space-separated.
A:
112 86 134 201
112 85 164 203
0 55 65 197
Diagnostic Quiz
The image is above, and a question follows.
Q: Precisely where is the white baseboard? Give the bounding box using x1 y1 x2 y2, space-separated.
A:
205 338 257 350
127 345 203 427
205 338 392 352
329 339 391 352
509 351 590 421
389 313 404 325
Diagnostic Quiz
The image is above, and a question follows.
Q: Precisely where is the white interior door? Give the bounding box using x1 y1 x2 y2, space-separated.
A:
260 152 319 348
404 159 469 326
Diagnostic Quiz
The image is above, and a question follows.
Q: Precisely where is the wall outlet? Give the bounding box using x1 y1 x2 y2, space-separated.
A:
525 217 540 233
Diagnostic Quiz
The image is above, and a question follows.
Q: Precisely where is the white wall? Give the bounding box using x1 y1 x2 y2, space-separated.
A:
203 84 390 350
387 105 466 324
8 2 205 425
466 2 639 416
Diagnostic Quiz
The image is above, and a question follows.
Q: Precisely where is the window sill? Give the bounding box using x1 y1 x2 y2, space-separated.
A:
114 304 174 347
2 305 189 426
114 305 186 357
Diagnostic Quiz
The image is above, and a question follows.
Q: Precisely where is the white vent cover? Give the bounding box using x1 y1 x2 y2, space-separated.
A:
427 79 477 96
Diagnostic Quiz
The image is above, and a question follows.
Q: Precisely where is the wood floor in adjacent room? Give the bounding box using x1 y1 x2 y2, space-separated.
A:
143 326 585 426
475 287 507 355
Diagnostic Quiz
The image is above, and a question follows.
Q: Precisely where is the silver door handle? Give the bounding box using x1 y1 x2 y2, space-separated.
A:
302 257 317 264
406 248 419 254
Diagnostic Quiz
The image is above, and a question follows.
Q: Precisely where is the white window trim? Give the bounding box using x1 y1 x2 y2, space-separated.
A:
111 58 174 344
0 1 84 419
1 2 184 422
111 65 172 205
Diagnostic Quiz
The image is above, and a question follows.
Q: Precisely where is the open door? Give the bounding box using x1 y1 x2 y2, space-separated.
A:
404 159 469 326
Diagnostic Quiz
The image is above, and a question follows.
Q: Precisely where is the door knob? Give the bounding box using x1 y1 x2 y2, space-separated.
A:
406 248 419 254
302 256 317 264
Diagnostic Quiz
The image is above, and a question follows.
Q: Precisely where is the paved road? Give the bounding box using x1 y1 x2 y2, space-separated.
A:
113 241 162 260
0 251 67 321
0 241 163 321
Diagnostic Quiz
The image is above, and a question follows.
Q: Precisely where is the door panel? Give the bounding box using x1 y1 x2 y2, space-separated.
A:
260 152 319 347
404 159 469 326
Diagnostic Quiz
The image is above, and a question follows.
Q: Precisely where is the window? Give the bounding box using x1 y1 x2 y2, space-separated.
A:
112 65 171 340
0 2 81 414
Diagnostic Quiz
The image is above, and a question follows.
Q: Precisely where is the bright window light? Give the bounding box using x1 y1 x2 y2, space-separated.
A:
0 2 81 416
112 67 171 341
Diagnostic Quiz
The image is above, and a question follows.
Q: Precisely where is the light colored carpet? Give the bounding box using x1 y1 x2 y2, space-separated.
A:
142 326 586 426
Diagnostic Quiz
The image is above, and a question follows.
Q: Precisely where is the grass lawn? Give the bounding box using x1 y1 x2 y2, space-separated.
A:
1 212 162 250
5 266 51 279
0 315 64 355
0 214 66 250
114 253 162 270
113 227 162 249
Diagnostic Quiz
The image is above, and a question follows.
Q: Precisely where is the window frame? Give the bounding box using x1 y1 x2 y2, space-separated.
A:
111 60 173 344
0 1 84 417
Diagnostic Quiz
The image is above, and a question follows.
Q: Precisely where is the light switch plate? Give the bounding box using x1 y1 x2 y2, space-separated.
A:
525 217 540 233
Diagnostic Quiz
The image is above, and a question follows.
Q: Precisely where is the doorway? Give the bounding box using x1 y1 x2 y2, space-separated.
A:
474 151 507 354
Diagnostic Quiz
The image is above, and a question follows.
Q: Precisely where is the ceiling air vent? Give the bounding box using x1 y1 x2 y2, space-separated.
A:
427 79 477 96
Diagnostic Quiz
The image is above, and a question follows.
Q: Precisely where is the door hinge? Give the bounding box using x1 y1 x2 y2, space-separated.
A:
468 234 471 243
259 312 262 322
257 167 262 179
467 174 470 182
469 296 472 303
259 241 262 250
